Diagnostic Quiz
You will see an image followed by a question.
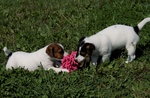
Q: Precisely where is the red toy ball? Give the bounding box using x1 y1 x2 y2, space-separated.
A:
61 51 79 73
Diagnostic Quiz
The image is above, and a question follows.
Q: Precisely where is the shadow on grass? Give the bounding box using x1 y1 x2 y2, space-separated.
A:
110 42 150 62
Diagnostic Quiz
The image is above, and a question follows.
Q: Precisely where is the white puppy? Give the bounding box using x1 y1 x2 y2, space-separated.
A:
76 18 150 66
3 43 69 73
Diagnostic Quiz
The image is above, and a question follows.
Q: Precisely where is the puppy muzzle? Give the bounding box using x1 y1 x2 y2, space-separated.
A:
75 55 85 63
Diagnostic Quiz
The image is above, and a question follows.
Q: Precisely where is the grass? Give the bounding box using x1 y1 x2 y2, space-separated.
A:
0 0 150 97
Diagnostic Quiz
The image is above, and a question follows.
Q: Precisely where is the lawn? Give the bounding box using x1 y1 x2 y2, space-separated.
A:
0 0 150 97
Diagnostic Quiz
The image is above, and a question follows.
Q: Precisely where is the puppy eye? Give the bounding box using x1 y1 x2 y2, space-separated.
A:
80 52 86 56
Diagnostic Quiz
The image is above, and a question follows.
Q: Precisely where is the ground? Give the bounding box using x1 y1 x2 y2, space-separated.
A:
0 0 150 97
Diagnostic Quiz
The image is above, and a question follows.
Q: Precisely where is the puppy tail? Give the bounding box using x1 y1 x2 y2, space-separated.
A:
3 47 12 58
134 17 150 34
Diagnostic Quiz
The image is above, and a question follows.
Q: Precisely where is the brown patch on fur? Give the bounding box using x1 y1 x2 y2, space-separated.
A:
81 43 95 57
46 43 64 59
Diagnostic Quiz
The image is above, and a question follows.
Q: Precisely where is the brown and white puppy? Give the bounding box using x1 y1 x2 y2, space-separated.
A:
3 43 69 73
76 18 150 66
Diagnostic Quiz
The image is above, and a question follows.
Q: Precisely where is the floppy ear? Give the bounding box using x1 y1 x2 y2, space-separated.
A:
76 37 86 57
79 37 86 44
46 45 55 57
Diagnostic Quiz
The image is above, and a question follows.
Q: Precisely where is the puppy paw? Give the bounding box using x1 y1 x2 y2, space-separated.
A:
92 63 97 66
61 69 69 73
125 61 129 64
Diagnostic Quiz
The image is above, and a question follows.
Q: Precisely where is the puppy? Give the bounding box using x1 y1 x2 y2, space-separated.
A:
3 43 69 73
76 18 150 66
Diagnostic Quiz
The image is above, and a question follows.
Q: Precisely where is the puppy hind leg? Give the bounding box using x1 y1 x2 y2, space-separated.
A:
125 44 136 63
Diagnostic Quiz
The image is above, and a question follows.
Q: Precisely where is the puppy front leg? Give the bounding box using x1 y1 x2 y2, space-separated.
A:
48 67 69 73
91 56 99 66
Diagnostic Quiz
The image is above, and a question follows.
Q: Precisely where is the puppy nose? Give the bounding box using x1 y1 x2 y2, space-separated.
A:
64 52 69 57
75 57 77 60
75 57 80 63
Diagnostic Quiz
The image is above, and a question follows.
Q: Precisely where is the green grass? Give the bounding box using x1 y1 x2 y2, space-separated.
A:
0 0 150 97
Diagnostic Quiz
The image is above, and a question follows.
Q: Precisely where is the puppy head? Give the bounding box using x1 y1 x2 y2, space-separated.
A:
76 37 95 64
46 43 64 59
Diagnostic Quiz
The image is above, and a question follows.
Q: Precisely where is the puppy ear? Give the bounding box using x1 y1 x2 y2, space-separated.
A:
46 45 55 57
76 37 86 57
79 37 86 43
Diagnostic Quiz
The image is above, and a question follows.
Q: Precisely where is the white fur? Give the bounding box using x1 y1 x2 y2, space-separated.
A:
3 45 69 73
76 18 150 65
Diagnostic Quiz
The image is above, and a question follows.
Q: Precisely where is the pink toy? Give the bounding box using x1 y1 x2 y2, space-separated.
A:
61 51 79 73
